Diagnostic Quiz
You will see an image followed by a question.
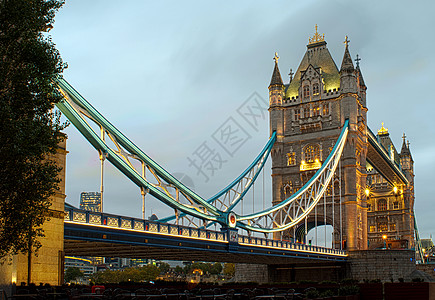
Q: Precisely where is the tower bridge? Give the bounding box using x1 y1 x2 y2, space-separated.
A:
4 27 420 285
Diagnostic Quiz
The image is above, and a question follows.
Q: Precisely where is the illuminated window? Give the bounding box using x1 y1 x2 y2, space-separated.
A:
313 83 320 95
393 201 400 209
369 225 376 232
304 144 320 163
303 85 310 98
312 104 320 117
294 109 300 121
284 182 293 196
322 103 329 115
378 222 388 232
303 106 310 118
390 223 396 231
367 203 372 211
378 199 387 211
287 152 296 166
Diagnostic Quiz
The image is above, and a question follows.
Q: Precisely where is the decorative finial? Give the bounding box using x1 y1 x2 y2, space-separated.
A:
378 122 389 135
344 36 350 47
308 24 325 44
402 133 406 142
288 68 294 82
355 54 361 68
407 140 410 148
273 52 279 64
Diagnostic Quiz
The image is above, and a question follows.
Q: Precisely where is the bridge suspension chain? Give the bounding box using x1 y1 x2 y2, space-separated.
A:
55 77 275 228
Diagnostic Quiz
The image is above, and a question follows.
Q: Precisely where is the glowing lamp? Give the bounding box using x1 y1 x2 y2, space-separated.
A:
393 186 398 194
365 188 370 197
382 234 387 240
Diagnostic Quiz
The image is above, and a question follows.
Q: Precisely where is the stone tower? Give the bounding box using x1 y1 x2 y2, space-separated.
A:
366 127 415 249
268 27 368 250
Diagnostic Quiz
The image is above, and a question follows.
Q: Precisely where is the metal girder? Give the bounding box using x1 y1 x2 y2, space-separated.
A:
366 128 408 186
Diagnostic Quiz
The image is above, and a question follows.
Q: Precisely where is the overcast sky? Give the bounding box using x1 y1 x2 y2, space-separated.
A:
51 1 435 239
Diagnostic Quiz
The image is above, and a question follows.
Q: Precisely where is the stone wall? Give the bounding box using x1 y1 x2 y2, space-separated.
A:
0 137 67 292
234 264 269 284
347 250 416 282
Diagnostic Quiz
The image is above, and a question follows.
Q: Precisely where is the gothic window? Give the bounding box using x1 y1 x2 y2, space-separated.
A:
367 203 372 211
393 201 400 209
378 199 387 211
303 106 310 118
390 223 396 231
378 222 388 232
322 103 329 115
312 104 320 117
284 182 293 196
313 83 320 95
303 85 310 98
294 109 300 121
287 152 296 166
303 144 320 163
369 225 376 232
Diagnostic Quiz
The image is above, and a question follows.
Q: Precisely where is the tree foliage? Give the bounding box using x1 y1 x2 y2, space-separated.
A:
0 0 66 258
91 265 160 284
64 267 84 283
223 263 235 277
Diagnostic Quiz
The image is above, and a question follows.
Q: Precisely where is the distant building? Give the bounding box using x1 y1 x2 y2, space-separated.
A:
80 192 101 212
64 256 96 279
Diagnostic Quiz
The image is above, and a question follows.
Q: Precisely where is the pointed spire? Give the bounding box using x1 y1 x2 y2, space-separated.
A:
340 36 355 72
401 133 411 156
269 52 283 87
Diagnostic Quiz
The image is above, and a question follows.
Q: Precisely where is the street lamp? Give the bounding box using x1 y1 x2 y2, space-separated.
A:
382 234 387 249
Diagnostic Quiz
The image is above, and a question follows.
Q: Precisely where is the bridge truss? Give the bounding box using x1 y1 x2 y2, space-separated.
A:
55 77 349 240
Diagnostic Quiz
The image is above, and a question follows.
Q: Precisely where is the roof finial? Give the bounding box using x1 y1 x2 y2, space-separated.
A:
288 68 294 82
407 140 410 148
402 133 406 142
344 36 350 47
355 54 361 68
378 122 388 135
273 52 279 64
308 24 325 44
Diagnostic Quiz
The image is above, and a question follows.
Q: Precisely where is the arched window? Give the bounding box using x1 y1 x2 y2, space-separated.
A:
312 104 320 117
378 222 388 232
303 85 310 98
303 106 310 118
284 182 293 196
393 201 400 209
378 199 387 211
313 83 320 95
367 203 372 211
304 144 320 163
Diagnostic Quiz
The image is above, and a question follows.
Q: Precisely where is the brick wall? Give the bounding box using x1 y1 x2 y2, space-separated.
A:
348 250 415 282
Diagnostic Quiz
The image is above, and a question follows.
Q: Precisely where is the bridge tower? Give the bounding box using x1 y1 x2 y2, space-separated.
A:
268 28 368 250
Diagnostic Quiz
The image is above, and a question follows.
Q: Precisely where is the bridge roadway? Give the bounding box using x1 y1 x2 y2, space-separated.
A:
64 207 346 264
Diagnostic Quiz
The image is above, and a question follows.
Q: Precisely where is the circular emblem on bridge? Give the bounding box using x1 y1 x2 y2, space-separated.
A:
228 212 237 228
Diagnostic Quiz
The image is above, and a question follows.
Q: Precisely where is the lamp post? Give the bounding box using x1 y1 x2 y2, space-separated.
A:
382 234 387 249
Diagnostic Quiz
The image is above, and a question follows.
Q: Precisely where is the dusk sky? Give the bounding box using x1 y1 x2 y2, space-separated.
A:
51 1 435 239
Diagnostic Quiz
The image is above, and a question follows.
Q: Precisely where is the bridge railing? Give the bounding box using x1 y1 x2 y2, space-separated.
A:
237 235 346 256
64 207 346 257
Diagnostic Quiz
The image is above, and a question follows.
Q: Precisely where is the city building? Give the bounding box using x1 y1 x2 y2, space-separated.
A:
64 256 96 279
79 192 101 212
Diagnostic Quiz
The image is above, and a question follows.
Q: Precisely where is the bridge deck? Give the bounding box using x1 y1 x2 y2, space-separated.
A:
64 209 346 264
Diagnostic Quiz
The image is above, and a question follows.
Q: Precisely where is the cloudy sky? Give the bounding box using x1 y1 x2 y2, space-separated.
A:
51 1 435 238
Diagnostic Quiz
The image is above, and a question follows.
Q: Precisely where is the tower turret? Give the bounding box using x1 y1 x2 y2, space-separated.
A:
339 36 357 94
268 52 284 136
